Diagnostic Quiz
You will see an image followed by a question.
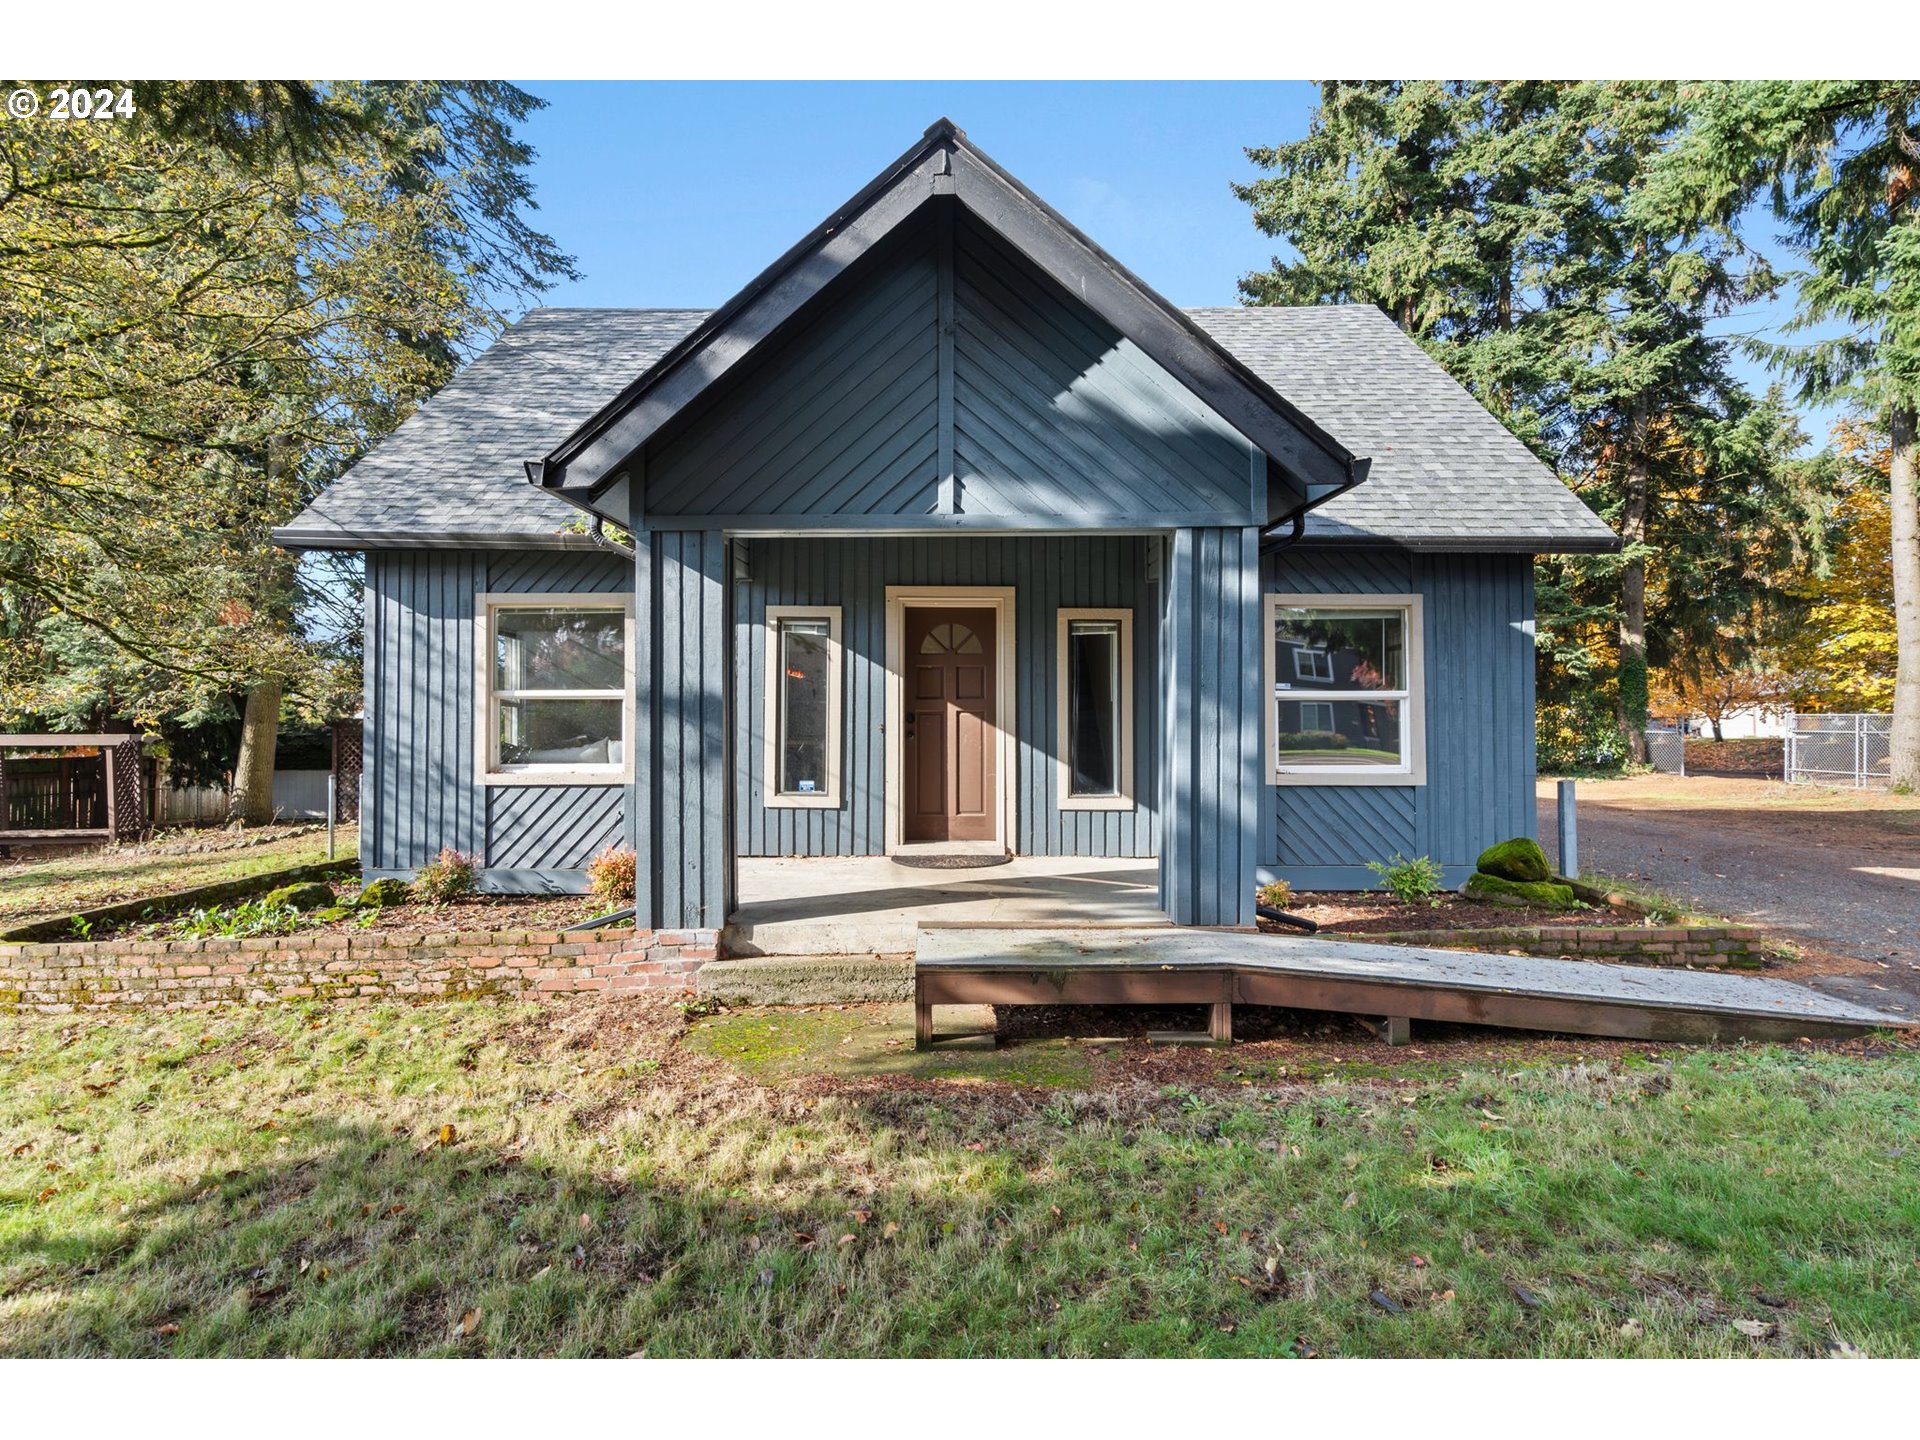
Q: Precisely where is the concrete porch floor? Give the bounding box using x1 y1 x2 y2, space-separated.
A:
724 855 1164 956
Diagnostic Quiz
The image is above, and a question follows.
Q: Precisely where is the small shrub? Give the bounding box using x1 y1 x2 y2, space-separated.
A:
586 845 638 907
175 898 305 939
1365 853 1446 906
1275 730 1350 752
414 848 481 905
355 877 413 908
1255 879 1295 911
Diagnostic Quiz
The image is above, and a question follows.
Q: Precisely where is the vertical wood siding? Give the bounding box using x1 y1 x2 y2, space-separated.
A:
362 548 629 887
733 536 1158 859
644 530 732 928
1261 547 1537 886
1158 527 1262 926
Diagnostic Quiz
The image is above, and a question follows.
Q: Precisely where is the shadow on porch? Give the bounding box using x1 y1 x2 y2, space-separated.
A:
724 855 1164 956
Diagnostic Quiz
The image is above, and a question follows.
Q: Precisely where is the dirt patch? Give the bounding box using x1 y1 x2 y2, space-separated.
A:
1539 774 1920 1014
1265 891 1641 935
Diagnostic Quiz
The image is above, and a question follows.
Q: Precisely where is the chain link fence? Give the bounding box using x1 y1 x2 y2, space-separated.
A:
1785 713 1893 789
1644 728 1686 775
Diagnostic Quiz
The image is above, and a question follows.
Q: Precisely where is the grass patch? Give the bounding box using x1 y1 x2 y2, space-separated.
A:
0 827 356 929
2 998 1916 1357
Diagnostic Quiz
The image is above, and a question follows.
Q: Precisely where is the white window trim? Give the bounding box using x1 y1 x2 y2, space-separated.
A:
1297 700 1336 733
1056 607 1134 812
764 605 843 809
1293 647 1334 682
474 592 635 787
1264 592 1426 787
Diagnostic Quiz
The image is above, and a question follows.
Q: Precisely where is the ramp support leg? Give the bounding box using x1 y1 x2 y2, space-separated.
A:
914 999 934 1051
1209 1000 1233 1046
1378 1015 1411 1046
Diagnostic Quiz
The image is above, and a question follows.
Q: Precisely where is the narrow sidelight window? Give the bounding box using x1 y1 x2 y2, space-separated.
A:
765 606 842 808
1056 609 1133 811
476 593 635 785
1265 593 1425 785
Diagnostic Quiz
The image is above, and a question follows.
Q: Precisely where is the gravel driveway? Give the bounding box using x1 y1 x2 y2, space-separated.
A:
1537 777 1920 1017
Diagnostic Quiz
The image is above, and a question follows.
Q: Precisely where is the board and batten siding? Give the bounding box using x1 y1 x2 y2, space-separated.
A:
362 548 630 889
1260 547 1538 889
644 208 1261 528
733 535 1158 860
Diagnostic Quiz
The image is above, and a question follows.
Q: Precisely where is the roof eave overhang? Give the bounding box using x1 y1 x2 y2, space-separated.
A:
269 524 606 554
532 120 1363 522
1296 531 1623 555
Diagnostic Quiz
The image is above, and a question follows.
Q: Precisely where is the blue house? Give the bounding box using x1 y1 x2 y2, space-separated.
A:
276 121 1616 937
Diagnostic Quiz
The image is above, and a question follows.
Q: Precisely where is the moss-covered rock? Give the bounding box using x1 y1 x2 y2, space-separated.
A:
1464 872 1574 908
264 881 338 912
355 877 412 908
1474 836 1551 883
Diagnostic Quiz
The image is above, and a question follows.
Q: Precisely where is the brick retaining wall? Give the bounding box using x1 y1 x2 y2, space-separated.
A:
1332 924 1770 968
0 927 717 1013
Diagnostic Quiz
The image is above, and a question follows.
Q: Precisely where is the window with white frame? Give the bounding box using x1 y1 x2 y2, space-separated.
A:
1056 608 1133 810
477 594 633 784
764 605 842 808
1265 594 1425 785
1292 647 1334 682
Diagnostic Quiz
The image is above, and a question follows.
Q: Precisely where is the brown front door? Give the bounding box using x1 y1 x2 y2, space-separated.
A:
903 607 998 843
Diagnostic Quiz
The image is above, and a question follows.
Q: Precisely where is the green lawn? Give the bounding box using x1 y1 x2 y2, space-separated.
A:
2 997 1915 1357
0 825 356 929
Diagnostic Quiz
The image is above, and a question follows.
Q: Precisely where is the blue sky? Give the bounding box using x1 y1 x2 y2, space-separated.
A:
516 81 1841 444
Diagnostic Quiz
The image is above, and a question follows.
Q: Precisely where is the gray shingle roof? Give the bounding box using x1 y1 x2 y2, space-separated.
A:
276 302 1615 553
1186 305 1616 551
273 308 708 550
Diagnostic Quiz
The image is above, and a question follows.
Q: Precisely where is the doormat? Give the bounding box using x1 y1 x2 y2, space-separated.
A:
890 853 1013 870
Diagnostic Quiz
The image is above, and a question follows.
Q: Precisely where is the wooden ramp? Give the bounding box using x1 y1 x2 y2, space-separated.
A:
913 927 1912 1048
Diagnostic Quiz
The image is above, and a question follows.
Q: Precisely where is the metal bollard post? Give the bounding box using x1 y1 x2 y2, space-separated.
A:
1556 778 1577 880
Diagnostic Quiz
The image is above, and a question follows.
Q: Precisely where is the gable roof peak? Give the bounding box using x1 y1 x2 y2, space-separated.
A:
534 121 1363 515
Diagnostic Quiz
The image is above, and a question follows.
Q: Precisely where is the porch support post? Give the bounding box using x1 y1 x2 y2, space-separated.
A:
1159 526 1261 927
636 527 733 931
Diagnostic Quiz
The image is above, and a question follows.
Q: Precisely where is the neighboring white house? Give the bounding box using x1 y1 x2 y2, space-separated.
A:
1679 705 1792 740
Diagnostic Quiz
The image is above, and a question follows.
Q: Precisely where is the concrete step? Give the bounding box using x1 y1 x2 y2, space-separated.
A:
697 953 914 1006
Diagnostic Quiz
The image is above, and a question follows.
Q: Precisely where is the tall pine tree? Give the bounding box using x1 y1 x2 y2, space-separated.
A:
1647 81 1920 787
1238 81 1822 763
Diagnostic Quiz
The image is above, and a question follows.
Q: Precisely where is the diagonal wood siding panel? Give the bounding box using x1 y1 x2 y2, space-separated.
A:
646 222 942 519
641 206 1257 527
485 786 623 870
951 217 1256 523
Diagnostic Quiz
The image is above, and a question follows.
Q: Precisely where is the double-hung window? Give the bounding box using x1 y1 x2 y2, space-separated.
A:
764 605 842 808
1056 608 1133 810
477 593 634 784
1265 593 1425 785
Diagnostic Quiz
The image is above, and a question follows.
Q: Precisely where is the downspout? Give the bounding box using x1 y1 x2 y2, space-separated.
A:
588 516 636 561
1259 510 1306 555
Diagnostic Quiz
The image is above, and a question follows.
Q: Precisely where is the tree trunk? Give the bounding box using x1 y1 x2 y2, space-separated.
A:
1615 405 1653 765
227 680 282 826
1890 404 1920 790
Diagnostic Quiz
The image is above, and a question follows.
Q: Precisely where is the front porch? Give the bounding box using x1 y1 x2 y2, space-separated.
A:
723 854 1164 956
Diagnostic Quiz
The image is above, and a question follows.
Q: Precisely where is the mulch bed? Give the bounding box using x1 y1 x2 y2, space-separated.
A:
1266 890 1644 936
88 880 620 939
